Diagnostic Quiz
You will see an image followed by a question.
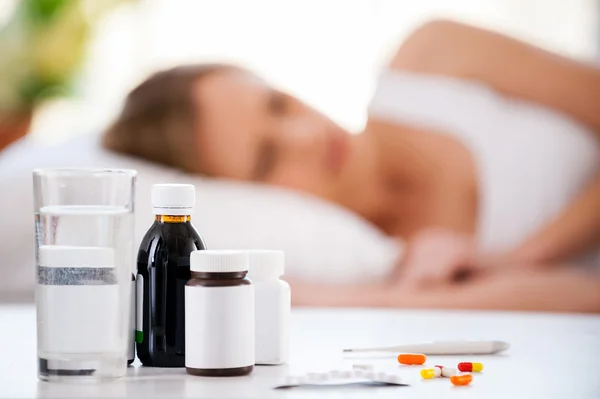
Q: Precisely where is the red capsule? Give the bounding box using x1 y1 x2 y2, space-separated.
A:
458 362 483 372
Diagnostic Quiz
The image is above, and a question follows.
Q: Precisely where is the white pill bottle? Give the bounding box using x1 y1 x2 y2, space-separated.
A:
185 250 254 376
247 250 291 365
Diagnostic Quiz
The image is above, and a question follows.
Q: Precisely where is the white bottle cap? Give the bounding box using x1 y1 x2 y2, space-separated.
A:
38 245 115 268
247 250 285 278
190 250 249 273
151 184 195 215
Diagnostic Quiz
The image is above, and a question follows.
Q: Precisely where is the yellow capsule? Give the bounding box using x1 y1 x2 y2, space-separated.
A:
420 368 436 379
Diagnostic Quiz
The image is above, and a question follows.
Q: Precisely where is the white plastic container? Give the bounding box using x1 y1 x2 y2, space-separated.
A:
247 250 291 365
185 250 254 376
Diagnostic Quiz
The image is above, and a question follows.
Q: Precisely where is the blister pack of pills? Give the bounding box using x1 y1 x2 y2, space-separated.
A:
274 366 408 389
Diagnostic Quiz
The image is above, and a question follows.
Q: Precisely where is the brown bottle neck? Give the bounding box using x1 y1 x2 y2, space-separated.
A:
155 215 191 223
190 271 248 280
188 271 251 287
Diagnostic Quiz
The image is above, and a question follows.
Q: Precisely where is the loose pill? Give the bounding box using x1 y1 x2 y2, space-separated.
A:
428 367 442 377
442 367 457 377
398 353 427 365
435 365 457 377
420 368 437 379
458 362 484 372
450 374 473 386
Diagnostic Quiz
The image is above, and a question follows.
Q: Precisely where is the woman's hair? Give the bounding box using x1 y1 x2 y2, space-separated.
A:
102 64 231 172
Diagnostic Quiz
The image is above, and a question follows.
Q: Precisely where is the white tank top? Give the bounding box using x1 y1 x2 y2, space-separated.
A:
368 70 600 265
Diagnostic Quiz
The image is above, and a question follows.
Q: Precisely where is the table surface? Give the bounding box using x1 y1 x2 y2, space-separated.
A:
1 304 599 399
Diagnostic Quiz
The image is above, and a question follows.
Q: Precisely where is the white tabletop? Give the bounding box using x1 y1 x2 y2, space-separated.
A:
1 304 599 398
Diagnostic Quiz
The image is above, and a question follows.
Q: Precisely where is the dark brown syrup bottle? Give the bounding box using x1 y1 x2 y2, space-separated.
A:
135 184 206 367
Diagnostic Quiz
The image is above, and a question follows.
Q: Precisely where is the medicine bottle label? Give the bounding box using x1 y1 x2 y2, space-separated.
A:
136 274 144 343
185 285 254 369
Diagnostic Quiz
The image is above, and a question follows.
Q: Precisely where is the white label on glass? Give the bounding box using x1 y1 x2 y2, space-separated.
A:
136 274 143 343
38 285 119 354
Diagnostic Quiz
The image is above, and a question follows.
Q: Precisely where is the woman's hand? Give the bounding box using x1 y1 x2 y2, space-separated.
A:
398 227 480 287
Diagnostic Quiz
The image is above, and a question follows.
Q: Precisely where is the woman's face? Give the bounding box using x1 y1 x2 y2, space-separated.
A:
192 69 354 200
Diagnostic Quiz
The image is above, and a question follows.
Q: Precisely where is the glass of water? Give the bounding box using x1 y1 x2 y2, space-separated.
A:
33 169 137 382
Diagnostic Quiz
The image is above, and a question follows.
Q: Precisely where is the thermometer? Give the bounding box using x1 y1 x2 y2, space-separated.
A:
342 340 509 355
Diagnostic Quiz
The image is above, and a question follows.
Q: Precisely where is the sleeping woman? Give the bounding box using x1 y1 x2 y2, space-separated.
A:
103 20 600 312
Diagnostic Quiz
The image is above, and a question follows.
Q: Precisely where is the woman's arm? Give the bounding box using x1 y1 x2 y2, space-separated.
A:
391 19 600 134
510 175 600 264
391 20 600 262
290 268 600 313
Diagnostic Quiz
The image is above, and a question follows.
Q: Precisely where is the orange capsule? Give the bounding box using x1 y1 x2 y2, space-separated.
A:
450 374 473 386
397 353 426 365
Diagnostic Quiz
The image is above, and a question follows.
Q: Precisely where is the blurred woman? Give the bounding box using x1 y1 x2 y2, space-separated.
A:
103 20 600 312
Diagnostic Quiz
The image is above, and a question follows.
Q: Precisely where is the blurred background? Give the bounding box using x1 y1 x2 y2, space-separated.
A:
1 0 599 148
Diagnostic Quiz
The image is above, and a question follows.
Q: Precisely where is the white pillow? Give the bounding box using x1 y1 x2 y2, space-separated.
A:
0 135 401 300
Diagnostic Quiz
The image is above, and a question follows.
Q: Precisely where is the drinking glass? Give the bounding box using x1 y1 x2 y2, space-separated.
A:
33 169 136 382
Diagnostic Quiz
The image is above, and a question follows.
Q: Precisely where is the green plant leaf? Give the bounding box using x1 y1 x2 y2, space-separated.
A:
18 75 68 106
23 0 71 25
